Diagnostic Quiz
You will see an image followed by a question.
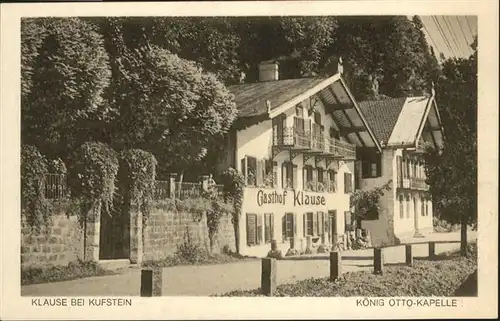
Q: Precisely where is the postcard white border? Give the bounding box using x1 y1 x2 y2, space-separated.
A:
1 1 498 320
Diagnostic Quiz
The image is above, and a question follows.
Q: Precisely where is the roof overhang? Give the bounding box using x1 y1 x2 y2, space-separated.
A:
267 73 382 153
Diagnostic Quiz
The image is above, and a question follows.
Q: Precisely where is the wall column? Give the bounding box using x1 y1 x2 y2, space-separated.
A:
84 202 101 262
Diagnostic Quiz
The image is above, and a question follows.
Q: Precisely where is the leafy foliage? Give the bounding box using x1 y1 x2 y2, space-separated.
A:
119 149 157 226
21 18 112 158
68 142 119 223
221 168 245 253
423 38 477 229
350 180 392 221
21 145 52 229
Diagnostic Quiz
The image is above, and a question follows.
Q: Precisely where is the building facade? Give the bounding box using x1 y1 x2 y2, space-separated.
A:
217 60 444 256
356 95 444 246
219 61 381 257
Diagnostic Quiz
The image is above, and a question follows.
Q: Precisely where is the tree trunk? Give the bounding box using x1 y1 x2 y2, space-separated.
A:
460 217 468 257
233 214 240 254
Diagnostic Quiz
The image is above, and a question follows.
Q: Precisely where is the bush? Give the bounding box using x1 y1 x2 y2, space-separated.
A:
433 217 460 232
21 260 114 285
21 145 52 230
267 250 283 260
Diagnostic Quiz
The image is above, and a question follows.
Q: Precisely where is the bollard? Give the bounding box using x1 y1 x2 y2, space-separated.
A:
305 235 313 253
373 248 384 275
261 258 277 296
140 268 163 297
405 244 413 266
271 239 278 251
429 242 436 258
329 251 342 281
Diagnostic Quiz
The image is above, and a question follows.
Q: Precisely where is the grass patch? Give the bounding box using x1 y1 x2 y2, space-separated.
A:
142 245 257 268
217 243 477 297
21 260 115 285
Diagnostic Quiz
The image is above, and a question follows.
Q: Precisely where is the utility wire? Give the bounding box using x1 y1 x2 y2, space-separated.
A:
456 16 473 56
421 16 441 58
442 16 465 56
432 15 456 57
465 16 476 39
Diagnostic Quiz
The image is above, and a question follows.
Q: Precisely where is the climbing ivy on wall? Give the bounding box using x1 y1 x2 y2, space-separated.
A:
68 142 119 225
221 167 245 254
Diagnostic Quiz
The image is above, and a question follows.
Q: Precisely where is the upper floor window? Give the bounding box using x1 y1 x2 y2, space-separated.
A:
241 156 276 188
344 172 353 193
282 162 297 189
296 105 303 118
361 154 382 178
314 111 322 126
329 126 340 139
399 195 404 219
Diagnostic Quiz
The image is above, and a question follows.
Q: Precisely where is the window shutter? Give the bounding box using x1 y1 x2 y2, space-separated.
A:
257 214 263 245
344 211 352 232
273 162 278 188
256 159 262 187
312 212 318 236
270 213 275 239
303 213 307 237
293 213 297 236
282 163 286 188
264 213 269 243
282 215 286 241
319 212 324 234
246 214 256 246
241 158 247 183
396 156 402 182
293 165 298 189
303 167 307 190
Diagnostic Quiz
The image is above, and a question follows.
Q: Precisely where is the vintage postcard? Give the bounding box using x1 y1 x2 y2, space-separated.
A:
1 1 498 319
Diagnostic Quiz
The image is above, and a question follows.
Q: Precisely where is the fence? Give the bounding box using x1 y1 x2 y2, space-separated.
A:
41 174 224 201
43 173 68 199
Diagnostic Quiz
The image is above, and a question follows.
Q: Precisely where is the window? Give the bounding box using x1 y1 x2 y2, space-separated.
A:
399 195 404 219
406 196 410 218
318 212 325 235
361 154 382 178
329 126 340 139
314 111 322 126
264 213 274 243
327 170 337 193
344 211 353 232
303 166 314 190
344 172 353 193
246 213 262 246
296 105 303 118
282 213 295 240
282 162 296 189
304 212 314 236
241 156 257 186
264 160 277 188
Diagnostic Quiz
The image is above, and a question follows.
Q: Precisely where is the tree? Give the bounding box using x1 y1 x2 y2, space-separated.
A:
423 37 477 256
21 18 113 159
105 44 237 180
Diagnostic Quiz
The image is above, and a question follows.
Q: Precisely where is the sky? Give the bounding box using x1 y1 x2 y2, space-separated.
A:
418 15 478 61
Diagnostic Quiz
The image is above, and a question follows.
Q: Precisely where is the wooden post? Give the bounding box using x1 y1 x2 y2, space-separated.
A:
140 268 163 297
429 242 436 258
373 248 384 275
405 244 413 266
330 251 342 281
261 258 277 296
168 173 177 198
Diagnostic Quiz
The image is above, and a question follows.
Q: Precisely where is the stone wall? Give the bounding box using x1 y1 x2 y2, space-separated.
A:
142 205 236 262
21 214 84 268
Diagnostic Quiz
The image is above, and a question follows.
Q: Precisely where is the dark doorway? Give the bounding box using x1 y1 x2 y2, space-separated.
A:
99 207 130 260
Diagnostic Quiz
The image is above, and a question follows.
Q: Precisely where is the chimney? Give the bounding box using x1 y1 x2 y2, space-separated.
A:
258 61 279 82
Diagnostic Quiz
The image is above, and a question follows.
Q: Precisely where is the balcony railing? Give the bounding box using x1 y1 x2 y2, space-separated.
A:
304 180 337 193
325 137 356 159
397 177 429 191
273 126 357 159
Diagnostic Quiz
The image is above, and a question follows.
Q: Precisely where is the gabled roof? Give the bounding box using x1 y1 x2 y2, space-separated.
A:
358 97 407 146
228 74 383 152
358 95 444 150
228 78 326 118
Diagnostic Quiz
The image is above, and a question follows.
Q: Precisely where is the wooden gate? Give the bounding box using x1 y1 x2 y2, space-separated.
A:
99 207 130 260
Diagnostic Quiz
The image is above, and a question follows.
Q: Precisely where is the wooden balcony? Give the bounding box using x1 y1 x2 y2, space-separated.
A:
397 177 429 191
273 126 311 150
303 180 337 193
324 137 356 160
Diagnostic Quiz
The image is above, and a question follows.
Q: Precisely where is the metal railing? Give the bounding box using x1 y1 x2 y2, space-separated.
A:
397 177 429 190
43 173 68 199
